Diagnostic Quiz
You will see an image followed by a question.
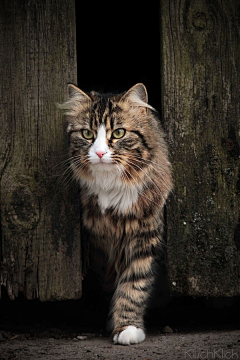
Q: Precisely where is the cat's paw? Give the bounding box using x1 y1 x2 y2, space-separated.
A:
113 326 146 345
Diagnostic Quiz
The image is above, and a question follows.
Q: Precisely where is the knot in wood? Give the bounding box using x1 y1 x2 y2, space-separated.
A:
192 12 207 31
7 184 40 231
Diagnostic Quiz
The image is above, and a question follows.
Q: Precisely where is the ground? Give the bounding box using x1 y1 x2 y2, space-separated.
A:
0 288 240 360
0 329 240 360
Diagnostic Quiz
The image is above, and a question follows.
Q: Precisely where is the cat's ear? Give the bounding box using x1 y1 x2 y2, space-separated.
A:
67 84 92 102
122 83 148 103
58 84 91 117
120 83 153 110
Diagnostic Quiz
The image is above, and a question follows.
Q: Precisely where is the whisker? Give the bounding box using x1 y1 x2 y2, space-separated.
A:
125 153 163 165
53 155 89 191
124 154 169 174
55 155 88 174
112 154 164 202
55 167 75 191
56 161 88 194
123 154 172 190
119 162 158 206
124 158 163 198
51 155 80 171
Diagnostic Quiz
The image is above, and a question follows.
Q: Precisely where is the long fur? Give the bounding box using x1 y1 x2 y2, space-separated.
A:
60 83 173 344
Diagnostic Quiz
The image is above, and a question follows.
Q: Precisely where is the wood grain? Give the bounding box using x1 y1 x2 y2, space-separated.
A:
161 0 240 296
0 0 81 301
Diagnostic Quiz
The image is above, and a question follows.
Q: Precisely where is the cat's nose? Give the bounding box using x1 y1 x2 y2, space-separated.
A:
96 151 106 158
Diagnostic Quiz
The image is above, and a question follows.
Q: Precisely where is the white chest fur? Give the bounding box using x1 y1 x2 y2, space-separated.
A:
81 166 141 214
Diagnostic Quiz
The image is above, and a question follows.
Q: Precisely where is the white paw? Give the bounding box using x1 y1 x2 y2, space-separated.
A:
113 326 146 345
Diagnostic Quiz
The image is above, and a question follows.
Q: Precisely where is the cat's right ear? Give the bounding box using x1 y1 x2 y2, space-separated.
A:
67 84 92 102
57 84 91 117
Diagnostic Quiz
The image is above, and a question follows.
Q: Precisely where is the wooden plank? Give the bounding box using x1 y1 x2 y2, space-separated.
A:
161 0 240 296
0 0 81 301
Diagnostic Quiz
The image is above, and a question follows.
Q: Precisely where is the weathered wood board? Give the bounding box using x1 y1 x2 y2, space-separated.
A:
161 0 240 296
0 0 81 301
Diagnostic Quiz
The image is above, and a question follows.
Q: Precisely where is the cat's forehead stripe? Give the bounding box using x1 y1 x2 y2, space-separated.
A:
92 96 115 130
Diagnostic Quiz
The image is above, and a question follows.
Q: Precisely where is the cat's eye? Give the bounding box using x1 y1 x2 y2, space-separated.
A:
82 129 94 140
112 128 126 139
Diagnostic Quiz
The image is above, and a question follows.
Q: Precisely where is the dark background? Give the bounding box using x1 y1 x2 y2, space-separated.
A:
75 0 161 111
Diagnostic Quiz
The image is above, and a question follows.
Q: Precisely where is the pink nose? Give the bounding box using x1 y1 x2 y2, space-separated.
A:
96 151 106 158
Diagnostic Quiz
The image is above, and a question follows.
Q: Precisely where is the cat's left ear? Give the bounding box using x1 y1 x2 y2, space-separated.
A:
120 83 153 110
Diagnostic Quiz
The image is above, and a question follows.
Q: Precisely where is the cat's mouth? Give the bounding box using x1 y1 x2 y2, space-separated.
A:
89 158 119 173
89 151 113 166
90 158 112 165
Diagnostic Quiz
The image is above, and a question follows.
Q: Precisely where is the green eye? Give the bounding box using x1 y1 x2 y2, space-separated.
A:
112 128 126 139
82 129 94 140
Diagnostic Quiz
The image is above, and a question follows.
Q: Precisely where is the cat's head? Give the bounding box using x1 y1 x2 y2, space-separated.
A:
60 83 163 185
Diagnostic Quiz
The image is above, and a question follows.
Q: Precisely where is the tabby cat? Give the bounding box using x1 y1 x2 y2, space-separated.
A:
60 83 172 345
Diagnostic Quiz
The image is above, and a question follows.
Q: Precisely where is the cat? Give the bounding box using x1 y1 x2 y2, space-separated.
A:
59 83 172 345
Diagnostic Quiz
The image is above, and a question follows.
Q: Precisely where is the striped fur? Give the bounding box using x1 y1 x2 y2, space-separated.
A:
61 83 173 345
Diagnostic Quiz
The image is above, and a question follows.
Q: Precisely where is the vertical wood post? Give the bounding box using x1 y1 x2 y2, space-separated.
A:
0 0 81 301
161 0 240 296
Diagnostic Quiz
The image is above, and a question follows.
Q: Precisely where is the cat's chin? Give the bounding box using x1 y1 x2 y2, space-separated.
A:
89 162 117 173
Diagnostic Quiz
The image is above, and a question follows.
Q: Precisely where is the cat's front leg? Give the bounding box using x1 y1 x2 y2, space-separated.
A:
110 253 155 345
113 326 145 345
